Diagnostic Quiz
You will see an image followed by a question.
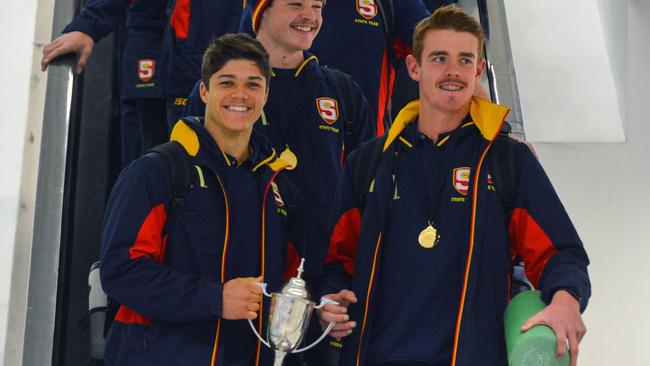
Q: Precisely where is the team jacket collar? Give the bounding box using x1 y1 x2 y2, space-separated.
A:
383 97 511 152
271 52 319 78
169 117 295 173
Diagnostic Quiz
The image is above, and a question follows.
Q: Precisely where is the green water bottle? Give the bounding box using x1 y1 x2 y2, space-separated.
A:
504 290 569 366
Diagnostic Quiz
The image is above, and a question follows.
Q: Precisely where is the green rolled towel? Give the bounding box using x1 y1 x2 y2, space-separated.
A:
504 290 569 366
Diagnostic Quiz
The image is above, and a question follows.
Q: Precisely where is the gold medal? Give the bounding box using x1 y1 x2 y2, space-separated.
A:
279 147 298 170
418 224 439 249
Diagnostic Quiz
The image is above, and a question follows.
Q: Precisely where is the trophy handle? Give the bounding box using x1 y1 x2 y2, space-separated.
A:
314 296 338 310
247 319 271 348
255 282 273 297
246 282 273 348
292 297 339 353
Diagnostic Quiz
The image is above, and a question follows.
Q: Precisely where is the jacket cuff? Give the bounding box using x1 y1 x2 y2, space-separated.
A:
206 280 223 318
63 19 103 43
543 286 588 313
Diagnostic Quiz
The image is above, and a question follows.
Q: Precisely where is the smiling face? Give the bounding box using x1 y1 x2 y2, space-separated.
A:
200 59 268 137
258 0 323 54
406 28 485 115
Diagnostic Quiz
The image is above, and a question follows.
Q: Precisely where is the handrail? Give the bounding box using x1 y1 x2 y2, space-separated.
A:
476 0 526 140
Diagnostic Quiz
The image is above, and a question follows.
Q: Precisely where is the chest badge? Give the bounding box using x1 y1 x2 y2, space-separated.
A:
453 167 471 196
316 97 339 125
137 59 155 83
356 0 378 20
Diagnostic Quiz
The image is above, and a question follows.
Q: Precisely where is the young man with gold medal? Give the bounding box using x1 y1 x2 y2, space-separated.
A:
318 6 590 366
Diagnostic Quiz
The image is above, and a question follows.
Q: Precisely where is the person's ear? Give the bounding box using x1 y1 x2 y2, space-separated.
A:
199 81 209 104
406 54 421 82
476 57 486 81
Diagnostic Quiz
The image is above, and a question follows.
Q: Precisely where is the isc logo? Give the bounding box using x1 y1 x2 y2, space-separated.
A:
138 59 155 83
453 167 471 196
316 97 339 124
356 0 377 20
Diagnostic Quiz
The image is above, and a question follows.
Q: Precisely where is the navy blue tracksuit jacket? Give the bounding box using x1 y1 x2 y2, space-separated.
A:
101 117 304 365
323 99 591 366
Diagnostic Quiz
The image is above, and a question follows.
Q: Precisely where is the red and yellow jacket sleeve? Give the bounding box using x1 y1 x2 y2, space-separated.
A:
508 146 591 311
100 155 223 324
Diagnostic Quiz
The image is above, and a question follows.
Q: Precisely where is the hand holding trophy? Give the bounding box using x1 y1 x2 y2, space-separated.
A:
248 258 338 366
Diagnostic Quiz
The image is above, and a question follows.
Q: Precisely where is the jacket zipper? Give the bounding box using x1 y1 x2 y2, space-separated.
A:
450 136 501 366
355 233 383 366
211 175 230 366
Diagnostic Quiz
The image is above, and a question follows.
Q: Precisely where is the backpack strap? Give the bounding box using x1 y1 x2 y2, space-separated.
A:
146 140 191 223
376 0 394 41
488 128 521 213
322 67 359 159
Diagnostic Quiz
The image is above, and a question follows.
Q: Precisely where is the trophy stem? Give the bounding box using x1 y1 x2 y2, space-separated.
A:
273 350 287 366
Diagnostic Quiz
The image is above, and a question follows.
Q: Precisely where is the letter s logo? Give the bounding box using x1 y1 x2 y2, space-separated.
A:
453 167 471 196
356 0 377 20
138 59 155 82
316 97 339 124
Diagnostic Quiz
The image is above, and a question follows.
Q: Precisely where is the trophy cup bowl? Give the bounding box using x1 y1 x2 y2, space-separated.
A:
248 259 338 366
267 293 313 353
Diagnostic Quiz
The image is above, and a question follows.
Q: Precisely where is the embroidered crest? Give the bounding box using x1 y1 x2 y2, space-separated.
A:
316 97 339 125
138 59 156 83
453 167 471 196
356 0 378 20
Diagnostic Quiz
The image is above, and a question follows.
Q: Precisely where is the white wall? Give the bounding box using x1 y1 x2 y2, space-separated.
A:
531 1 650 364
0 1 41 364
506 0 625 143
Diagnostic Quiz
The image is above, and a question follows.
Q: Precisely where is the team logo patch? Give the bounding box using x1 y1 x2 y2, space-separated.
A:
316 97 339 125
138 59 156 83
453 167 471 196
271 182 284 207
356 0 378 20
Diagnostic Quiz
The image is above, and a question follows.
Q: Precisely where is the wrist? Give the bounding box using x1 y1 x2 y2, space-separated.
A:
552 289 581 310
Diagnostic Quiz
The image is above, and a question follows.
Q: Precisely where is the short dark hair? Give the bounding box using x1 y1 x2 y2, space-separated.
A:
201 33 272 89
412 5 485 63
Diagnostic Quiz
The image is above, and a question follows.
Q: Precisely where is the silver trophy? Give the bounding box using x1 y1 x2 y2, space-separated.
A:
248 258 338 366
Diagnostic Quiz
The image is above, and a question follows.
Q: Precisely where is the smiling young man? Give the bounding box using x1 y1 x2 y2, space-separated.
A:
318 6 591 366
100 33 305 366
185 0 376 289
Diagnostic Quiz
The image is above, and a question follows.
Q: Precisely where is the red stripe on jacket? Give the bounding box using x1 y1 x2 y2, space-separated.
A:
325 208 362 276
375 50 395 136
170 0 191 39
129 204 168 261
116 204 168 325
508 208 558 287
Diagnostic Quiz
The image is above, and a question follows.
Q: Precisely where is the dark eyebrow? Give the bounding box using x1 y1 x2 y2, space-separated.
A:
428 51 448 58
459 52 477 59
216 74 264 81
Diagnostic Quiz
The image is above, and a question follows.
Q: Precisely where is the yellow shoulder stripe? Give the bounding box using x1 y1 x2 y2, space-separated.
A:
170 120 200 157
